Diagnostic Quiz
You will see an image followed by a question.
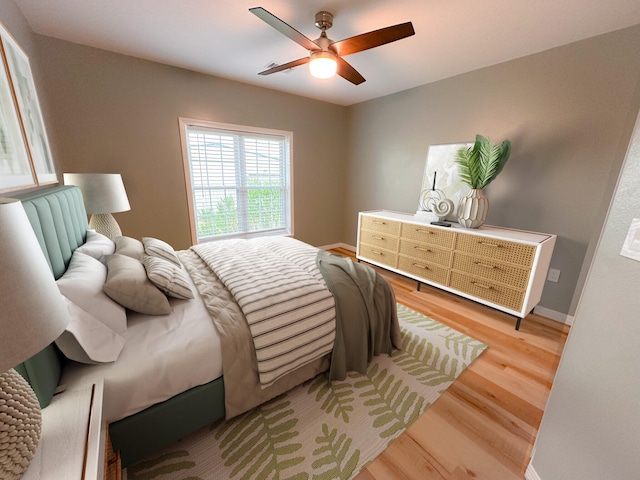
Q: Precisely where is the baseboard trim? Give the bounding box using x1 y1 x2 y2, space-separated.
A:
525 462 542 480
532 305 573 325
318 243 356 252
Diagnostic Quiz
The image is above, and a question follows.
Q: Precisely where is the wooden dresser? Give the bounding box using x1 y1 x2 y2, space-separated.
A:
357 210 556 329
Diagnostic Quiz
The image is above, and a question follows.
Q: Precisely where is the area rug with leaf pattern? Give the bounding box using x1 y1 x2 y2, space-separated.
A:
126 303 487 480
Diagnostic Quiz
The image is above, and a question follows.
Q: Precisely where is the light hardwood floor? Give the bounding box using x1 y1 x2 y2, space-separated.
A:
329 247 569 480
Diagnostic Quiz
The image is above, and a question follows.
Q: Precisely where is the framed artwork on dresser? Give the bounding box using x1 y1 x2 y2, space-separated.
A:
420 142 472 221
0 22 57 186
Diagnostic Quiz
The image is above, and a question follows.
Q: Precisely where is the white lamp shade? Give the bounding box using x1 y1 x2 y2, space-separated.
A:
0 199 70 372
63 173 130 214
309 51 337 79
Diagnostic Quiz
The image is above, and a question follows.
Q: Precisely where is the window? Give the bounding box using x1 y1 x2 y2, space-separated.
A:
180 118 292 243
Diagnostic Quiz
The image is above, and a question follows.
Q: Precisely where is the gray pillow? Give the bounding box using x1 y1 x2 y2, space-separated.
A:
142 255 194 300
103 254 171 315
114 236 145 260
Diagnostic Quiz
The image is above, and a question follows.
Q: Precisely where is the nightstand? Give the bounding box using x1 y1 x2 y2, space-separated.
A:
22 380 105 480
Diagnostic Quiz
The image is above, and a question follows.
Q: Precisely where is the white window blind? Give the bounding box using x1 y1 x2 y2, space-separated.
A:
181 120 292 242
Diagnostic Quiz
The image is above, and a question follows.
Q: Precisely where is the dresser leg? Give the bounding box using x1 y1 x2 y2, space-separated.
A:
417 281 421 292
515 317 522 330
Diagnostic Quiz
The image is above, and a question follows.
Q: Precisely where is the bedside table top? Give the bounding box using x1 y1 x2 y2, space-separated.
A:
23 380 104 480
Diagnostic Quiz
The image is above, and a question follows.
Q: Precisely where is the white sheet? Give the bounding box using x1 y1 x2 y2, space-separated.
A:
60 265 223 423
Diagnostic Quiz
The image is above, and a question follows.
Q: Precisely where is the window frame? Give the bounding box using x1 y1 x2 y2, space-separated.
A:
178 117 294 245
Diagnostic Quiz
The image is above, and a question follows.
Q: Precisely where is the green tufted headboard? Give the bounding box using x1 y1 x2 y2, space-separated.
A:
11 185 89 407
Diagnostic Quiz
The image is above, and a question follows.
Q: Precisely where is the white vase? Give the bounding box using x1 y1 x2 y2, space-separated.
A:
457 188 489 228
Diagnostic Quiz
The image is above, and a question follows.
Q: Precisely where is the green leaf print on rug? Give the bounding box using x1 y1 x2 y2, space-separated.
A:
125 303 488 480
306 375 355 423
354 363 426 439
311 423 360 479
214 398 309 480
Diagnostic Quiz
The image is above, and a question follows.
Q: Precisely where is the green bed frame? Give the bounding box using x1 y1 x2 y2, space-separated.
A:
14 185 226 466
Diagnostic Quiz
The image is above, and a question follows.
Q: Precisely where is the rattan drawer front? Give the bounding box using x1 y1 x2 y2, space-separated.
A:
399 239 452 267
449 272 525 311
452 252 531 290
400 223 455 249
361 216 401 236
398 255 449 285
360 229 399 252
359 244 397 268
454 233 536 267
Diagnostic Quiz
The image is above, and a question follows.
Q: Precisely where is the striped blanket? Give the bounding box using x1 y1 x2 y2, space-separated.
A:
191 237 336 388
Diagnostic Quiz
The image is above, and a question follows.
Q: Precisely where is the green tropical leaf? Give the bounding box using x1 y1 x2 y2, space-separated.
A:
306 374 355 424
127 451 196 480
213 397 309 480
442 332 487 364
395 304 450 332
311 423 360 480
393 329 459 387
354 363 426 438
455 135 511 189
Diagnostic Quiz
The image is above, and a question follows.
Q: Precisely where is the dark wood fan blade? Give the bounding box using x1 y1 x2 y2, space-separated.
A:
250 7 320 52
330 22 415 57
335 57 365 85
258 57 310 75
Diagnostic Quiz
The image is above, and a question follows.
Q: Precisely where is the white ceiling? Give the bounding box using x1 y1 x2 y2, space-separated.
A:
13 0 640 106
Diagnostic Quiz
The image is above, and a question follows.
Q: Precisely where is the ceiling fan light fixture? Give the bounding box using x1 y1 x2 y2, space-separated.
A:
309 51 337 79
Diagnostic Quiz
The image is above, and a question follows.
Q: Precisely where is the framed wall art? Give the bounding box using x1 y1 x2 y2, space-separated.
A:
419 142 472 221
0 38 34 193
0 22 57 187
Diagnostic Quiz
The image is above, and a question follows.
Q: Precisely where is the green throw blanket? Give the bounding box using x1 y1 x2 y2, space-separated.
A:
316 251 402 380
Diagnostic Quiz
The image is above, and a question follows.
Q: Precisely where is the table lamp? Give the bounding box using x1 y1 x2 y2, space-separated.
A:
63 173 131 239
0 198 70 479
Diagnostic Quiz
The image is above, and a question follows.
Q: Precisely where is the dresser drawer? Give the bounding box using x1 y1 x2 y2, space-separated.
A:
359 244 397 268
398 255 449 286
360 228 399 252
400 223 455 249
399 239 452 267
361 216 401 236
452 252 531 290
449 271 525 311
454 233 536 267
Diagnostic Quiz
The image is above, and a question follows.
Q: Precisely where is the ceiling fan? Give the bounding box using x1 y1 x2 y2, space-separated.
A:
249 7 415 85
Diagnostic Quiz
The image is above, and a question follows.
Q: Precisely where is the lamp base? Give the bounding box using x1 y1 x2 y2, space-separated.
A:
0 368 42 480
89 213 123 240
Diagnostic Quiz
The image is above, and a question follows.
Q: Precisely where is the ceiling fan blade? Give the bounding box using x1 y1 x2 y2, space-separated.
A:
330 22 415 57
258 57 310 75
250 7 320 52
335 57 365 85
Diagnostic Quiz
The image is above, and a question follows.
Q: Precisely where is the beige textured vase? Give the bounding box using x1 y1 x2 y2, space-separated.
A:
457 188 489 228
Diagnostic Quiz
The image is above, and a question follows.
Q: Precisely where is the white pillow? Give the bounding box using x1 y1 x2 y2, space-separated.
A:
75 230 115 264
55 251 127 364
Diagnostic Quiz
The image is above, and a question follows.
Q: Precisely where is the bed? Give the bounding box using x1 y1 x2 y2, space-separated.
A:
12 185 400 467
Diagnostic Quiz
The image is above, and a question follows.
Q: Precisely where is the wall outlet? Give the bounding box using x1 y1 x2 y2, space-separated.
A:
547 268 561 283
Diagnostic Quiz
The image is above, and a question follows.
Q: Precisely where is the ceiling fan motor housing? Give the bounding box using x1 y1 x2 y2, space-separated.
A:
314 11 333 30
